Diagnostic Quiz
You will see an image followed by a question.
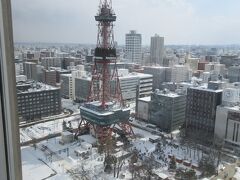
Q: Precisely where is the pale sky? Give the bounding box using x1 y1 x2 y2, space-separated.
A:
11 0 240 45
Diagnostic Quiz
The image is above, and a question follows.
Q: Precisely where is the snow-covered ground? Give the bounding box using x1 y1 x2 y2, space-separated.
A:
21 146 57 180
62 98 81 113
21 121 209 180
21 135 133 180
20 115 80 143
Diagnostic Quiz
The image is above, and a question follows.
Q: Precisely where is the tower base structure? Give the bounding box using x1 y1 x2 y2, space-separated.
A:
77 101 134 144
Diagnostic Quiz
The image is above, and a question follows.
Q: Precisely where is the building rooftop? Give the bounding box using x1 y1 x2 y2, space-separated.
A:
17 81 59 94
80 101 130 126
154 90 182 98
220 105 240 112
60 73 72 77
143 66 170 69
138 96 151 102
190 85 223 93
117 71 152 79
24 62 36 64
131 72 153 79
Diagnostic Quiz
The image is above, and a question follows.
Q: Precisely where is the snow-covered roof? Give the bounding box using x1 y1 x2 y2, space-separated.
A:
143 66 170 69
138 96 151 102
190 85 223 93
74 147 89 154
17 82 59 93
81 142 92 149
61 73 72 77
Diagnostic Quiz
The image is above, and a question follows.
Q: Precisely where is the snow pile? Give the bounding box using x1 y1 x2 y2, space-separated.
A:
233 167 240 179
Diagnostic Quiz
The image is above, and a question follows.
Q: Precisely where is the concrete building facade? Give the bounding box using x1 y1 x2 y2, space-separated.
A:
150 34 164 65
23 62 37 80
17 82 61 121
125 30 142 64
229 66 240 83
42 69 58 86
215 106 240 149
40 57 62 69
60 74 73 99
137 73 153 98
75 77 91 102
149 90 186 132
144 66 171 90
136 96 151 122
186 86 222 135
170 65 191 83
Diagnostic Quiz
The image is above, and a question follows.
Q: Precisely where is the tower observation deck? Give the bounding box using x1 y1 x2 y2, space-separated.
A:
77 0 134 143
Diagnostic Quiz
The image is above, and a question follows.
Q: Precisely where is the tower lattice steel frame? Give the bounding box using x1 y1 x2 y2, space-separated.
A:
77 0 134 144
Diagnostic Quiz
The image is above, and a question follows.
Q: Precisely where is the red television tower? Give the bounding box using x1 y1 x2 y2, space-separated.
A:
77 0 134 144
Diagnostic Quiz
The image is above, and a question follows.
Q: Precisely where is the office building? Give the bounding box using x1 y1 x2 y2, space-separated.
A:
142 52 151 66
215 87 240 147
15 60 24 75
222 87 240 107
17 82 61 121
74 70 138 103
201 72 211 83
150 34 164 65
23 62 37 80
229 66 240 83
125 30 142 64
136 96 151 122
42 69 58 86
214 63 226 77
60 73 73 99
170 65 191 83
51 67 71 84
198 62 209 71
215 87 240 150
40 57 62 69
220 55 240 68
22 51 40 61
16 75 27 83
112 70 152 101
163 55 179 67
205 55 218 62
215 106 240 148
186 86 222 136
176 82 194 95
205 63 215 72
40 50 54 58
186 57 200 71
62 57 82 69
75 76 91 102
119 74 139 101
137 73 153 98
149 89 186 132
36 65 44 82
61 69 88 100
208 81 227 90
144 66 171 90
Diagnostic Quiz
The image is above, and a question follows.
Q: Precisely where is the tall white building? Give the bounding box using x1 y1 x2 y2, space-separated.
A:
115 70 153 101
125 30 142 64
215 106 240 147
15 62 24 75
150 34 164 65
144 66 171 90
170 65 191 83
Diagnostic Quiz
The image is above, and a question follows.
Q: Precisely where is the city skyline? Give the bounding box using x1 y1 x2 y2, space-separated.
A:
12 0 240 45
